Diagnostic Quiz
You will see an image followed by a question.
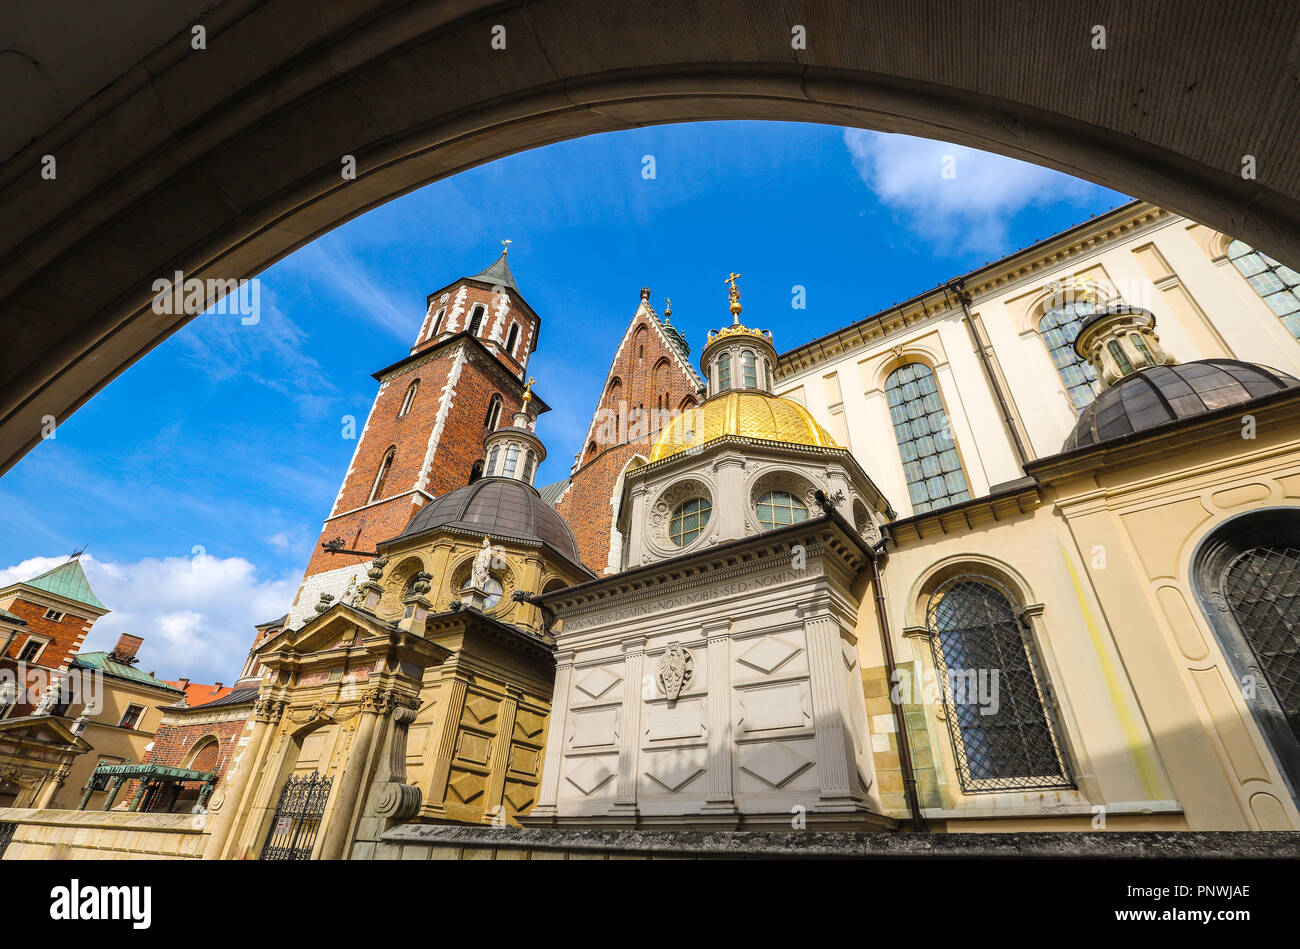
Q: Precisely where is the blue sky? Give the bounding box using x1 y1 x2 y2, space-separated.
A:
0 121 1127 684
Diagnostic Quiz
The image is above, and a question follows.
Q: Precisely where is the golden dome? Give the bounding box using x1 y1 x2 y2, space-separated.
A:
650 391 839 462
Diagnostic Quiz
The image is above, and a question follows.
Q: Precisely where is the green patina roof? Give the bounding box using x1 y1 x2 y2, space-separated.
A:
71 652 180 692
0 606 25 624
21 559 106 611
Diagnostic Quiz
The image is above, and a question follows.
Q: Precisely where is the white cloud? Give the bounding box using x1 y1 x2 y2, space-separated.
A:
0 554 298 687
842 129 1103 255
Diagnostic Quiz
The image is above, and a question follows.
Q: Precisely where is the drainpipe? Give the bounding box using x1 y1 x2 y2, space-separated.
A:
869 537 926 832
950 280 1030 468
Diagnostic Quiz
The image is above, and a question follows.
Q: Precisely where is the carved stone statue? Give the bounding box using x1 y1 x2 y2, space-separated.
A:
471 536 493 590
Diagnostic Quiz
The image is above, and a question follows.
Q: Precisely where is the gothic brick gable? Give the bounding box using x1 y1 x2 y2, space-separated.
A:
554 291 703 572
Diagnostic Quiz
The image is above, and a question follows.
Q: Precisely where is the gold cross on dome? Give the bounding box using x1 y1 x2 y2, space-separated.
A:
725 272 742 322
521 376 535 405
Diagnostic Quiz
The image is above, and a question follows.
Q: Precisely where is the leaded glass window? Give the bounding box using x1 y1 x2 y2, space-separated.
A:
1222 546 1300 740
1227 239 1300 339
503 445 519 477
1129 332 1155 367
1038 302 1101 410
926 577 1073 792
885 363 970 514
755 491 808 531
669 497 711 546
741 351 757 388
717 355 731 391
521 450 535 484
486 445 499 473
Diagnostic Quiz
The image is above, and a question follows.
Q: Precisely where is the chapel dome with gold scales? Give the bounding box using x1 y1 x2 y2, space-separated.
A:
649 272 840 462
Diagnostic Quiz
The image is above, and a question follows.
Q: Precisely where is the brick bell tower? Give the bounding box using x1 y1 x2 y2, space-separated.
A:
287 246 549 628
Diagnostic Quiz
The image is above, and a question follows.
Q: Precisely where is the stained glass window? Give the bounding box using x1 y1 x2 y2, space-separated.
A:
885 363 969 514
1228 239 1300 339
1038 301 1101 410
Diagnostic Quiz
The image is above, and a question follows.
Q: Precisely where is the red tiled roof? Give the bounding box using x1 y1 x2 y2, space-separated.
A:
165 680 233 707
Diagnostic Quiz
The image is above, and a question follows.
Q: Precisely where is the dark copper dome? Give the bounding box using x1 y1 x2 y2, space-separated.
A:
391 477 584 567
1063 359 1299 450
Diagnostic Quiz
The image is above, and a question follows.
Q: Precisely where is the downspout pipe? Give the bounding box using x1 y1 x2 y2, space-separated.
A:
950 280 1030 468
869 535 927 832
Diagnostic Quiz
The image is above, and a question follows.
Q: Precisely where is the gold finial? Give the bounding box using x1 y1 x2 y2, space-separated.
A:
521 376 535 406
501 238 512 256
664 297 672 322
725 272 742 323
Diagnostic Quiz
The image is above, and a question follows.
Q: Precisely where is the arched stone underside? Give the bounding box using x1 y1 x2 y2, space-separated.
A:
3 0 1300 475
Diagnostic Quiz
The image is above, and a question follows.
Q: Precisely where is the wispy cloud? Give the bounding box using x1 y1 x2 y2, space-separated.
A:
294 239 412 341
843 130 1108 256
177 289 337 416
0 553 297 685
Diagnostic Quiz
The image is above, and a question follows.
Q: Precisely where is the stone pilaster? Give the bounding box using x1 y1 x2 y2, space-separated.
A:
611 636 646 813
484 685 521 821
801 603 856 806
530 651 574 816
422 671 469 815
701 620 735 813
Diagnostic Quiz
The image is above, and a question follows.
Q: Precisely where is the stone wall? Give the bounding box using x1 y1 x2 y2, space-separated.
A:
0 807 207 859
375 823 1300 860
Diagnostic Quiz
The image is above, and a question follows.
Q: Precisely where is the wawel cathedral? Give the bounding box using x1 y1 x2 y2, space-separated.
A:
11 199 1300 858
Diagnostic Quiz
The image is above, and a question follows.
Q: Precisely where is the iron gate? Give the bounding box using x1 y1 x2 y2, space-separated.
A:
260 771 332 860
0 821 15 859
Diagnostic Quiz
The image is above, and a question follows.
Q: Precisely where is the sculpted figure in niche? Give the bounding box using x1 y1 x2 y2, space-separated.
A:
471 536 493 589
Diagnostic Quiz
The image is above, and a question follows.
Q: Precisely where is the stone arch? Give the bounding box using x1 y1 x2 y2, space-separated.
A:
866 344 945 393
182 734 223 771
904 553 1038 630
8 3 1300 476
607 453 649 573
744 467 820 535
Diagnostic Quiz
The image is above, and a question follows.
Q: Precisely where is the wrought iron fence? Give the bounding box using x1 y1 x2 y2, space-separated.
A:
260 771 332 860
926 576 1074 793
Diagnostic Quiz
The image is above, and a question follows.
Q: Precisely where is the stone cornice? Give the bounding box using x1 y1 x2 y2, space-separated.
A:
777 201 1166 377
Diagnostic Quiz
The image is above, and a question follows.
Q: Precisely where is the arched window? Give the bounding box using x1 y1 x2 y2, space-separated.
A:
467 304 486 337
429 308 445 339
1194 509 1300 792
717 354 732 391
755 491 809 531
398 379 419 417
503 444 520 477
885 363 969 514
1227 239 1300 339
521 450 536 484
1107 339 1135 376
1037 301 1101 410
505 322 521 356
469 459 484 483
585 440 599 464
926 576 1072 791
741 350 757 389
484 394 503 431
369 447 396 502
486 445 500 474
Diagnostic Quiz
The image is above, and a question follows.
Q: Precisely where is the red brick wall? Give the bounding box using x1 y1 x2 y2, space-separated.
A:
142 713 250 811
555 308 701 571
0 597 93 672
303 339 527 579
